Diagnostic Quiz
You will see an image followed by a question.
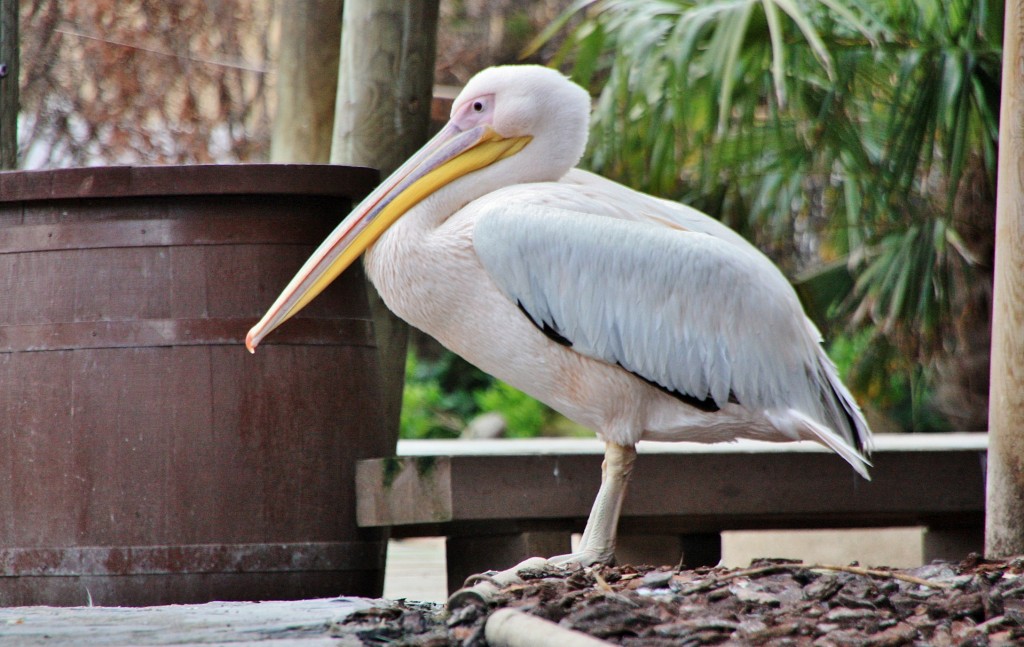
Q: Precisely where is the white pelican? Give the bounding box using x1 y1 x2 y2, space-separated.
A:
247 65 872 569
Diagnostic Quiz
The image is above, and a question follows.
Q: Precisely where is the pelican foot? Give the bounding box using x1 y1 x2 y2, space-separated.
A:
445 550 617 610
446 556 565 609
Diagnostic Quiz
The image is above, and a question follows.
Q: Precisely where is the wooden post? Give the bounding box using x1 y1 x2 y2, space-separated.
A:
0 0 18 169
331 0 438 174
269 0 343 163
331 0 440 445
985 0 1024 558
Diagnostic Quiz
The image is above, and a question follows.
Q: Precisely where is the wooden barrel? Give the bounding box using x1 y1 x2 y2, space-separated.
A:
0 164 396 606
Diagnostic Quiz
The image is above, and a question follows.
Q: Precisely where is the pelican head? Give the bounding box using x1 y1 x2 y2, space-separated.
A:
246 65 591 351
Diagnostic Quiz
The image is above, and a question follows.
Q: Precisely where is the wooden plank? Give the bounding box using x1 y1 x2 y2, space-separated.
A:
356 435 987 534
394 434 988 455
986 0 1024 558
356 456 454 527
0 598 377 643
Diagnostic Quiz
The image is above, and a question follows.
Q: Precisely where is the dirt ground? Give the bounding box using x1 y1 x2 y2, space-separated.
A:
334 555 1024 646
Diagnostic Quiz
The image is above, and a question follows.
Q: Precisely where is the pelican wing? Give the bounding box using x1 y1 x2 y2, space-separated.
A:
473 203 842 427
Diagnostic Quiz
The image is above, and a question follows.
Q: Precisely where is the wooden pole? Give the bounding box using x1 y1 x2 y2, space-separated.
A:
985 0 1024 558
0 0 18 169
269 0 343 163
331 0 440 444
331 0 438 173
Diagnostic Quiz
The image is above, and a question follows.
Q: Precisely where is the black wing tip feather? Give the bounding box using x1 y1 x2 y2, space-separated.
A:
826 378 870 455
631 370 725 413
517 301 573 347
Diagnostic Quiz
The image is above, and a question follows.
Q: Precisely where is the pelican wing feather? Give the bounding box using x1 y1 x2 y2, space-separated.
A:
473 201 865 449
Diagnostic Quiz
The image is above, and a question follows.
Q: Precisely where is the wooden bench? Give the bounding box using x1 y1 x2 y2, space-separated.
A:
356 433 987 593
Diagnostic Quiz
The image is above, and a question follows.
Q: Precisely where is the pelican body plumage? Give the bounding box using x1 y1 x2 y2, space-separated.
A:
246 65 872 570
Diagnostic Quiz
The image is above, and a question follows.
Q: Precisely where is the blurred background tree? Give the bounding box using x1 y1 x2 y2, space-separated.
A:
19 0 275 166
15 0 572 166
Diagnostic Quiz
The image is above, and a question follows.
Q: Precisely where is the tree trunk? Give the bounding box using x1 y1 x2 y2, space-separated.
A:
985 0 1024 558
0 0 18 169
331 0 440 444
270 0 343 163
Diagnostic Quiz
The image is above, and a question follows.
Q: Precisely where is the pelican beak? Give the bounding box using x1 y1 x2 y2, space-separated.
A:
245 123 531 352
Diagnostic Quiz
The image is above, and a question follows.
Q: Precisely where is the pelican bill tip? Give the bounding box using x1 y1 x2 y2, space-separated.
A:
245 329 259 354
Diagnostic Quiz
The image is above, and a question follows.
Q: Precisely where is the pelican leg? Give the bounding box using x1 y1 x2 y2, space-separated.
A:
447 442 637 609
551 441 637 566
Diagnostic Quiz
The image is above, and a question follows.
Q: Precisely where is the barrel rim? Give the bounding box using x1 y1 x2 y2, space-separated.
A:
0 164 380 203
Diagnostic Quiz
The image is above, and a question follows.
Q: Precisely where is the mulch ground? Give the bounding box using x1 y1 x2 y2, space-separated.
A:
333 555 1024 646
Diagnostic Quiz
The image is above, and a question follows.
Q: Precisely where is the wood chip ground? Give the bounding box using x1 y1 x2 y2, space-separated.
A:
334 555 1024 646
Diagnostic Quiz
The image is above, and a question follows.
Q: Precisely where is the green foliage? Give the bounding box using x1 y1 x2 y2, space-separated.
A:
828 329 950 432
400 351 474 439
473 382 547 438
848 219 966 355
400 347 585 439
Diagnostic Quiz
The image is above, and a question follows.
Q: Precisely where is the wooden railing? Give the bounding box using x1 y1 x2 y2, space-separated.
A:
356 433 987 593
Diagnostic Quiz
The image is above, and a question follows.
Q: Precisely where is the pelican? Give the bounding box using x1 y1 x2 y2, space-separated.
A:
246 65 872 569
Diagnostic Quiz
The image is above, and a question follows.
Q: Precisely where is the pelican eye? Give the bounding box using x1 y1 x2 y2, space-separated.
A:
452 93 494 128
